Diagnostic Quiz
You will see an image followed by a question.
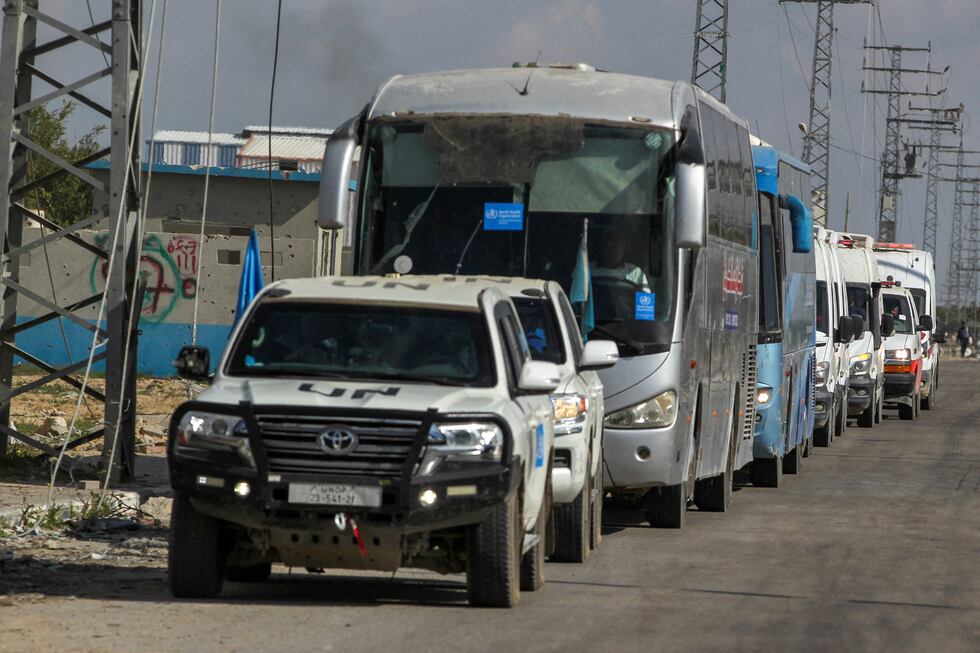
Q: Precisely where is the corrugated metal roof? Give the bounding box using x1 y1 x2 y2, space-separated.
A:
243 125 332 137
238 134 327 161
152 130 247 145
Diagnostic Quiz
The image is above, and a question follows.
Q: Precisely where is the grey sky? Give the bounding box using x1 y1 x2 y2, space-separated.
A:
35 0 980 288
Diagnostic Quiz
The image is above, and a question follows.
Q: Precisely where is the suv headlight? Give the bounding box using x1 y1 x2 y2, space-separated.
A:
849 352 872 375
816 361 830 386
756 385 773 406
604 391 676 429
550 394 588 435
427 422 503 462
175 411 253 466
886 348 911 362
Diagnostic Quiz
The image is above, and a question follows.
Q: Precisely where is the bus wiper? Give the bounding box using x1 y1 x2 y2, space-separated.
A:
370 183 441 274
589 323 643 355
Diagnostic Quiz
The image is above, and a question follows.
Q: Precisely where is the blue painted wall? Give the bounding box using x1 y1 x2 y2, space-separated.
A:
13 318 232 377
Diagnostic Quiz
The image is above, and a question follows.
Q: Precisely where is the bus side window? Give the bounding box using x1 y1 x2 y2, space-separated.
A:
702 108 722 237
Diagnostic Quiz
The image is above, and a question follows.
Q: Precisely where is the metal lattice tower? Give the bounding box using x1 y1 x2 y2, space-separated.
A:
966 182 980 318
945 141 967 313
779 1 870 226
907 104 962 253
0 0 142 481
862 44 942 243
691 0 729 103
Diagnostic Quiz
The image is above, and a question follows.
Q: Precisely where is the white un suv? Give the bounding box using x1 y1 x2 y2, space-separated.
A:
167 275 560 608
506 278 618 563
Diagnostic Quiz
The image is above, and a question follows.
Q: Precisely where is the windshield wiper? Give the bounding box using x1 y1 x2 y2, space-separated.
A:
589 323 643 356
235 366 350 379
369 372 472 387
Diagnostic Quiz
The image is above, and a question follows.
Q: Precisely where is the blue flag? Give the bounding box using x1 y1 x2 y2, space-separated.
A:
234 229 264 325
569 227 595 339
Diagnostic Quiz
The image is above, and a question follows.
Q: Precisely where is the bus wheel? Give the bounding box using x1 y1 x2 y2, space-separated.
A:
644 484 685 528
750 456 781 487
694 421 737 512
783 443 802 474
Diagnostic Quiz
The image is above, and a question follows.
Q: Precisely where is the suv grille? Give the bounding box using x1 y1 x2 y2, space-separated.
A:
255 413 424 478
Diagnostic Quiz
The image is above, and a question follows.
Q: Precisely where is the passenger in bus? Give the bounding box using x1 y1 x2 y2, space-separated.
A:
590 224 651 291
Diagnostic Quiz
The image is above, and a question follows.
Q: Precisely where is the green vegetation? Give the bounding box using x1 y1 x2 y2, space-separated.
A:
24 100 106 228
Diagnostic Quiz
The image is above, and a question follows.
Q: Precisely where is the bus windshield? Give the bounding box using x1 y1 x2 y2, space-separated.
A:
357 116 677 354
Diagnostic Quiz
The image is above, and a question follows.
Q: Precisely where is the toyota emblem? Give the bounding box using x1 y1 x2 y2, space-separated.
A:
317 427 359 456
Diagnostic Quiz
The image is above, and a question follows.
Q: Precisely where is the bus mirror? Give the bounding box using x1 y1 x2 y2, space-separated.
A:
317 116 361 230
675 162 706 249
782 193 813 253
881 313 896 338
917 315 934 332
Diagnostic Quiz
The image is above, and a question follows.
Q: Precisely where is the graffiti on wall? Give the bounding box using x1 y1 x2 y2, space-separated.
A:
90 234 198 323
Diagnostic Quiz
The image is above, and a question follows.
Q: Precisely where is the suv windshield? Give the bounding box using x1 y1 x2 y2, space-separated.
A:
513 296 565 365
357 116 677 354
883 294 915 334
225 302 495 387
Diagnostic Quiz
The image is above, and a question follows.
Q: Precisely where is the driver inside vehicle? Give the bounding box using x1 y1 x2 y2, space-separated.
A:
590 223 651 292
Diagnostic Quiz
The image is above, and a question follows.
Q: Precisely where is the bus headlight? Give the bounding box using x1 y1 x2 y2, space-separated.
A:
756 385 773 406
849 352 872 375
604 391 676 429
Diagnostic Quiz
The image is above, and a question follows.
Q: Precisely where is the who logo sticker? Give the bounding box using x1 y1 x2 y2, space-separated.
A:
635 292 656 321
483 203 524 231
724 310 740 330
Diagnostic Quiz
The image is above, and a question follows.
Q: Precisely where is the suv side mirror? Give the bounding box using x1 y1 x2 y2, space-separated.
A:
836 316 854 343
174 346 211 381
917 315 934 332
782 193 813 254
675 128 706 250
518 361 562 393
580 340 619 370
317 115 361 229
881 313 896 338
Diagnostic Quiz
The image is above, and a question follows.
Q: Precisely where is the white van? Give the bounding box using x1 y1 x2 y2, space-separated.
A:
873 244 942 408
880 284 926 420
812 227 859 445
835 233 886 428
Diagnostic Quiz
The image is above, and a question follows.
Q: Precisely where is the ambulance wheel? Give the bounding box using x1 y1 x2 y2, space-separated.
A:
814 402 833 447
898 398 915 420
467 491 521 607
858 392 876 428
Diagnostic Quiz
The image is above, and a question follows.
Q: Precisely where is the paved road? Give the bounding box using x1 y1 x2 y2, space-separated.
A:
3 361 979 652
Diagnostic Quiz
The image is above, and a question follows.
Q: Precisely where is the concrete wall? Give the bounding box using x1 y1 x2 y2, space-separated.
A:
11 163 338 376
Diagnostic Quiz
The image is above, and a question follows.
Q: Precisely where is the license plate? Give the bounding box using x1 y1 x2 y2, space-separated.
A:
287 483 382 508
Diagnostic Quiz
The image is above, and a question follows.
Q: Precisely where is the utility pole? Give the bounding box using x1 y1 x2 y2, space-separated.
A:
0 0 142 481
691 0 729 102
862 44 945 242
907 104 963 253
779 1 870 226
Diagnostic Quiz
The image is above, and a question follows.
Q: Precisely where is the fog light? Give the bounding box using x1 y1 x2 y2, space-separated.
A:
636 446 651 461
755 413 762 423
816 402 826 412
856 389 867 397
233 481 251 498
419 488 438 507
